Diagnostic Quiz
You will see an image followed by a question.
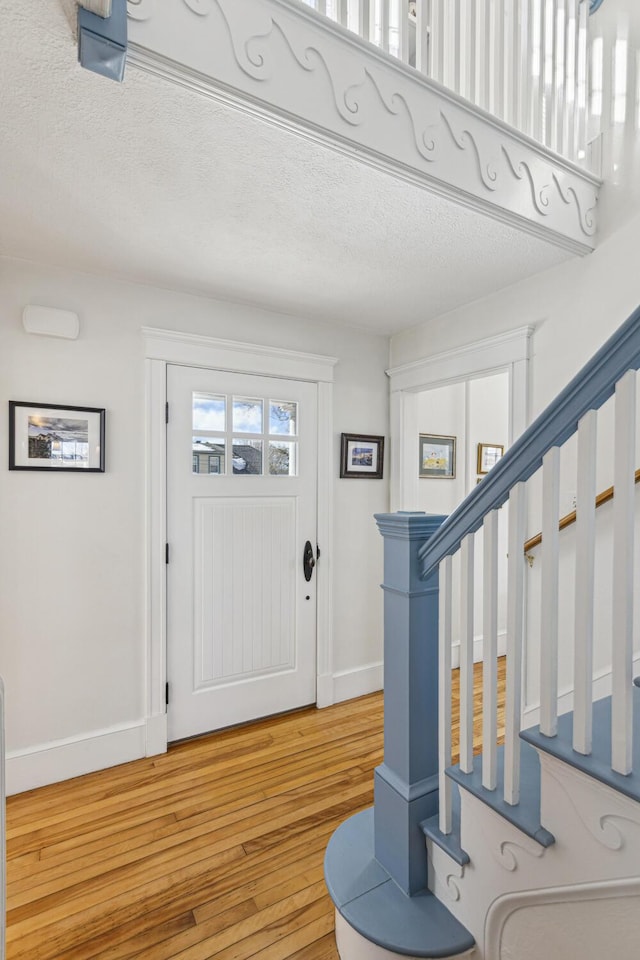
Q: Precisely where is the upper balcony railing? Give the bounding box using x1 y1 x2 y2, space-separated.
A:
301 0 591 164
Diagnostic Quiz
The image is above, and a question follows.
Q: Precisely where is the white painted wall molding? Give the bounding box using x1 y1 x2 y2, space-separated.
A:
388 326 532 510
144 327 338 754
6 721 147 796
142 327 338 382
332 660 383 704
126 1 600 255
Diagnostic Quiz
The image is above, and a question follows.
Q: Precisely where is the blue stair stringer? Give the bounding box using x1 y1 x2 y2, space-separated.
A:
325 808 475 958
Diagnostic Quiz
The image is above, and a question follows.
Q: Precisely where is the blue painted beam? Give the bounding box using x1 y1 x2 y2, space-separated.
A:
419 304 640 579
78 0 127 82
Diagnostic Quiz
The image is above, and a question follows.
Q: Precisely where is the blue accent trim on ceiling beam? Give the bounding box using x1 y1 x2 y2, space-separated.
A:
78 0 127 82
418 303 640 579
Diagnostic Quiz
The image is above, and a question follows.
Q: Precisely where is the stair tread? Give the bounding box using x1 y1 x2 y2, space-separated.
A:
421 783 470 866
446 740 555 847
325 808 475 958
521 686 640 804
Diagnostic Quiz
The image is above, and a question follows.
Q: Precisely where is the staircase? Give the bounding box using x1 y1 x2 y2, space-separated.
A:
324 305 640 959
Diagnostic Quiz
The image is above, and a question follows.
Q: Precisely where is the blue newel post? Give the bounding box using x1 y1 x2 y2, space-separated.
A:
373 512 447 895
324 512 474 959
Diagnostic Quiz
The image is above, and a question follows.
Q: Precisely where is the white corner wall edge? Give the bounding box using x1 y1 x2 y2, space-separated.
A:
5 717 161 795
23 305 80 340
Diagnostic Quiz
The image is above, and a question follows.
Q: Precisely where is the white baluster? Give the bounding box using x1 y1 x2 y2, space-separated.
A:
518 0 533 139
574 409 597 756
564 0 579 159
474 0 490 111
489 0 506 119
482 510 499 791
554 0 567 154
575 0 588 159
430 0 445 84
336 0 349 26
460 533 475 774
504 482 526 806
353 0 371 41
379 0 390 52
414 0 429 73
543 0 557 149
530 0 544 142
397 0 410 64
502 0 517 128
540 447 560 737
317 0 327 15
439 555 453 834
441 0 460 94
458 0 475 102
612 370 636 775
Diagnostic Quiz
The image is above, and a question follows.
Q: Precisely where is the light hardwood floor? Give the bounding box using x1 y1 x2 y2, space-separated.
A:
7 661 505 960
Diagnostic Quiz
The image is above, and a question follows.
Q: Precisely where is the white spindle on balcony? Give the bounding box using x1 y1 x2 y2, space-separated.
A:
611 370 636 775
573 409 597 756
302 0 593 164
438 554 453 834
540 446 561 737
482 511 499 791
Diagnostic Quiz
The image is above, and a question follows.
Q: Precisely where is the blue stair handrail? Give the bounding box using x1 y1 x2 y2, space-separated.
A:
419 304 640 579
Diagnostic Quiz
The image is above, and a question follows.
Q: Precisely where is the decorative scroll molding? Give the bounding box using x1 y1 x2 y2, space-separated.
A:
126 0 600 255
495 837 546 873
543 759 640 852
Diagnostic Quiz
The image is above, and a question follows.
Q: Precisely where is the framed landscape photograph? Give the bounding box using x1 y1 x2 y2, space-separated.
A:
477 442 504 475
9 402 105 472
419 434 456 479
340 433 384 479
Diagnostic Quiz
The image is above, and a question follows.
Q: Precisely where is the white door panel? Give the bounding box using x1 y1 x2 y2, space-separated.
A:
167 365 318 741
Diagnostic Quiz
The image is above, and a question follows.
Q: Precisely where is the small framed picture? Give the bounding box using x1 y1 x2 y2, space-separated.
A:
340 433 384 479
419 434 456 479
477 442 504 475
9 401 105 472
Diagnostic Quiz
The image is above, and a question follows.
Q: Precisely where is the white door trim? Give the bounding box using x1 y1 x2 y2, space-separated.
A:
386 327 534 511
143 328 338 756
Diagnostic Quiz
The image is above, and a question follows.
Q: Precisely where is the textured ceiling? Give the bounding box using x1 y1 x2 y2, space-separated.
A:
0 1 572 336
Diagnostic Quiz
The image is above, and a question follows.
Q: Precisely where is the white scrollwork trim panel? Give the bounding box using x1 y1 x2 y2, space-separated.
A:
126 0 600 253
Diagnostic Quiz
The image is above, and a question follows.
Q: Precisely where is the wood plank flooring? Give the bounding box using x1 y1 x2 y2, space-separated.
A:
6 661 505 960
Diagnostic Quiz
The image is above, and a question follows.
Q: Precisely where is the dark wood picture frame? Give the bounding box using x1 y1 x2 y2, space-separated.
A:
340 433 384 479
9 401 106 472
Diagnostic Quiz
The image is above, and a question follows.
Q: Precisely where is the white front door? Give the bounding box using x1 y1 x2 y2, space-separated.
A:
166 364 318 742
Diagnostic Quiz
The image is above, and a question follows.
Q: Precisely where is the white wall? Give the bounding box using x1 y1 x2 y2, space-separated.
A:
415 381 466 514
0 257 389 792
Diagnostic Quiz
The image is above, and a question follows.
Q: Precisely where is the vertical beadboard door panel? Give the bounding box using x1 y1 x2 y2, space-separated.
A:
167 365 318 741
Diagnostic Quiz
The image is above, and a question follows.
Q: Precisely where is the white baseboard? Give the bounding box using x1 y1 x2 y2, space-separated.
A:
332 661 383 704
6 719 153 795
451 631 507 670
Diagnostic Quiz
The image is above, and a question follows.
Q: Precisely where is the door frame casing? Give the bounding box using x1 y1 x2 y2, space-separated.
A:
387 326 534 511
143 327 338 756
